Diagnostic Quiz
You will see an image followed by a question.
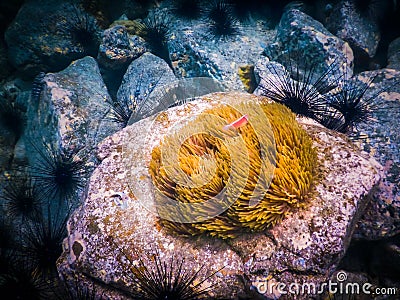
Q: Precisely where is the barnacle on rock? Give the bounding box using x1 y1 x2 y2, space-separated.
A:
149 98 318 239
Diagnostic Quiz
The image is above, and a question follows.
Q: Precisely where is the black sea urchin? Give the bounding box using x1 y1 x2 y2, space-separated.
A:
28 141 87 205
123 248 219 300
316 105 347 133
22 207 69 279
257 56 339 121
55 274 103 300
109 72 165 127
0 262 52 300
1 178 42 223
108 72 144 127
0 218 15 251
328 74 379 133
142 11 172 68
58 4 101 57
31 72 46 103
108 95 135 128
205 0 239 39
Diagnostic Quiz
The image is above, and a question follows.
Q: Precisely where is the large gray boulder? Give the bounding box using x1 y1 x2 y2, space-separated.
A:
116 52 177 123
97 25 145 71
21 56 120 167
325 0 381 59
58 92 382 299
264 8 353 81
352 69 400 239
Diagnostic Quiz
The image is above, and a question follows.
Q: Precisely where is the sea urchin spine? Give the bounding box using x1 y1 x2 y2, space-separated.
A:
28 140 87 205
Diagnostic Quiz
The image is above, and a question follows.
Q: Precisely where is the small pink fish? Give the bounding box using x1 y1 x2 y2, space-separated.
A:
223 114 249 131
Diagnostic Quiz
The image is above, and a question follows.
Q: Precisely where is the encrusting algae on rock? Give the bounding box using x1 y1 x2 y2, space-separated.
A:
149 98 318 239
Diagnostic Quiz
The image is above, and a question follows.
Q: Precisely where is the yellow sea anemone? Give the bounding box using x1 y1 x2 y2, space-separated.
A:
149 98 317 239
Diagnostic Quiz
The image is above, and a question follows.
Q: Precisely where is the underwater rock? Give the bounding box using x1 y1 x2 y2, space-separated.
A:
0 79 24 104
97 25 146 100
264 8 353 81
97 25 145 71
168 31 224 80
58 92 383 299
326 0 381 61
23 56 120 163
4 0 102 78
0 80 28 169
0 96 16 169
165 6 274 91
352 69 400 239
387 37 400 70
253 59 286 95
116 52 177 113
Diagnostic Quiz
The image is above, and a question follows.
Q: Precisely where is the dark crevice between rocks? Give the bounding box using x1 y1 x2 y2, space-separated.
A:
99 66 127 102
338 233 400 286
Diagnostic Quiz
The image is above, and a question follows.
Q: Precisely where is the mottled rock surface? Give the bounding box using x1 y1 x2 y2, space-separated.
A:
168 32 223 80
23 56 120 163
116 52 177 121
97 25 145 71
326 0 380 59
58 92 382 299
264 8 353 80
158 1 275 91
353 69 400 239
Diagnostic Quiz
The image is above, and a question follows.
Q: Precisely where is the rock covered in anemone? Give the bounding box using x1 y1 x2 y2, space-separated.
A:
58 92 383 299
